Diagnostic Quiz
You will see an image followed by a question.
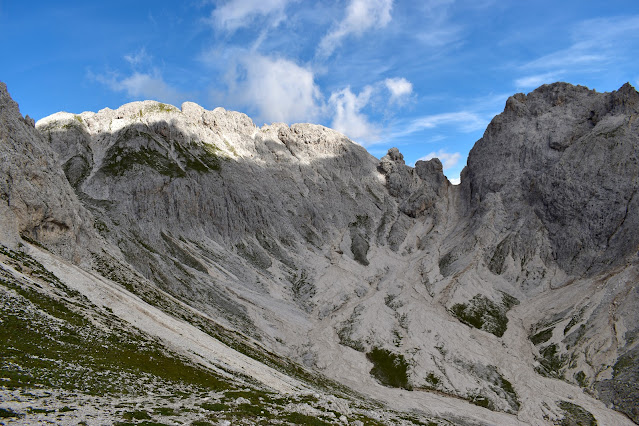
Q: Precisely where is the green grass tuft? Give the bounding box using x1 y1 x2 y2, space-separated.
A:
450 294 516 338
366 347 411 389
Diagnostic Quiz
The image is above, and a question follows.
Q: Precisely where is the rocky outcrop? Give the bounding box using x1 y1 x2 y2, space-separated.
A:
378 147 449 218
463 82 639 277
0 81 636 424
0 82 96 262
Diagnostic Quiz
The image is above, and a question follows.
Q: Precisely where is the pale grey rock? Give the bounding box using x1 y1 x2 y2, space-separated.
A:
378 147 448 218
0 80 632 425
0 82 96 262
463 82 639 277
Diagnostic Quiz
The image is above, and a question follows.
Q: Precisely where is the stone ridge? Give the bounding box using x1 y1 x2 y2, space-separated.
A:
2 80 638 424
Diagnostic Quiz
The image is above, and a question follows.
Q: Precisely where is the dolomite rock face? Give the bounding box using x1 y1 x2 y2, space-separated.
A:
377 147 449 219
0 82 96 262
1 81 637 424
463 82 639 277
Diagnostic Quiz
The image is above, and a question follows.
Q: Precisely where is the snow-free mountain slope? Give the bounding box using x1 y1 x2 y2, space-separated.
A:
1 81 637 425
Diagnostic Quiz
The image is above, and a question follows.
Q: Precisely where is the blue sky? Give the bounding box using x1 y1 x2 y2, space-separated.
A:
2 1 639 183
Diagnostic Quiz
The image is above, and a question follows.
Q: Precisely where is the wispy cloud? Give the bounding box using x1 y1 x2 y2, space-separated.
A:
329 85 380 144
514 71 563 89
123 48 152 68
394 111 487 139
224 53 322 124
91 49 188 107
211 0 294 32
90 49 187 105
521 15 639 73
413 0 462 48
317 0 393 58
416 27 461 47
92 71 185 105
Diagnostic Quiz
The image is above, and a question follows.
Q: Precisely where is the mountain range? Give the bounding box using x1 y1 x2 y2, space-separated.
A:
0 80 638 425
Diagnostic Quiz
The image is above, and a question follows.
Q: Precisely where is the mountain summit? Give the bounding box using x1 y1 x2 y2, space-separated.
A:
1 81 638 424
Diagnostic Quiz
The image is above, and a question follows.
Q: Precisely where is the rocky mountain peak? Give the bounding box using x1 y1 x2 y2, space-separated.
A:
2 81 639 425
378 148 449 218
0 82 96 261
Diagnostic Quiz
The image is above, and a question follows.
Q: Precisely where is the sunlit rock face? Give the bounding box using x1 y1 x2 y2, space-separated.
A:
0 81 637 425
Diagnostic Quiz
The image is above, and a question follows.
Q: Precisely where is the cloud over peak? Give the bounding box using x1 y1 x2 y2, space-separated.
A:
225 53 322 124
329 86 380 144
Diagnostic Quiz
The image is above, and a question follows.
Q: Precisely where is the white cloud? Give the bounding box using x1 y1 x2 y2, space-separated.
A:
225 53 322 124
522 15 639 72
211 0 293 31
91 50 185 105
93 71 184 105
416 27 461 47
385 77 412 102
417 149 461 170
524 52 606 71
414 0 462 47
514 72 563 89
124 49 151 67
449 177 461 185
394 111 486 138
317 0 393 57
329 86 380 143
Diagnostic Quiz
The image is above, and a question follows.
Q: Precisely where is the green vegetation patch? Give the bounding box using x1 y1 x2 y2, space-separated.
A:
200 402 226 412
173 140 223 173
535 344 568 379
461 363 520 413
530 328 553 345
153 407 177 416
467 391 493 410
337 306 366 352
281 412 332 425
101 144 186 178
450 292 518 338
423 372 441 390
0 407 23 418
0 245 228 396
557 401 597 426
574 371 589 388
123 410 151 420
366 347 411 389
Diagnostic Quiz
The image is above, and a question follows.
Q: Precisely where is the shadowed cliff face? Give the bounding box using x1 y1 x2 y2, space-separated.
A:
462 82 639 277
0 82 97 262
1 81 637 424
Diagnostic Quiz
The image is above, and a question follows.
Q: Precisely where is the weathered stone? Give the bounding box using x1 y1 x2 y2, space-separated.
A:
0 80 637 425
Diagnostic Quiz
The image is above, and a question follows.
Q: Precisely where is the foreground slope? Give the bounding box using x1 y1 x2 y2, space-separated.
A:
0 80 637 424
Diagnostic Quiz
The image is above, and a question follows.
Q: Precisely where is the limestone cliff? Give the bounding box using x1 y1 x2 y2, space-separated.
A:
0 81 637 425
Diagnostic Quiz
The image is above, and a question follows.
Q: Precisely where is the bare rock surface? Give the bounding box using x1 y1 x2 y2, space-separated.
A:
0 81 637 424
0 83 96 262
